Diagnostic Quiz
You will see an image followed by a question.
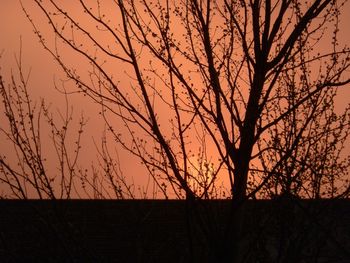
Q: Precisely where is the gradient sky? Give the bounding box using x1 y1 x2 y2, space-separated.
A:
0 1 150 198
1 1 349 198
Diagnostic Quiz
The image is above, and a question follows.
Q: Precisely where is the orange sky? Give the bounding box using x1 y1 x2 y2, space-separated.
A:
0 1 149 198
1 1 349 199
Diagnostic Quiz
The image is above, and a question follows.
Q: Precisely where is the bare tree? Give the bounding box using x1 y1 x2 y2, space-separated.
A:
22 0 350 200
0 48 136 199
259 70 350 199
16 0 350 261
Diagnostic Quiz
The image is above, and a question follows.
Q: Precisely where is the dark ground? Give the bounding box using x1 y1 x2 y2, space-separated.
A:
0 199 349 262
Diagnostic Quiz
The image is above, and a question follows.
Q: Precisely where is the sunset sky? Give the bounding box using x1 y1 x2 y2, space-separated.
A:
0 1 148 198
1 1 350 199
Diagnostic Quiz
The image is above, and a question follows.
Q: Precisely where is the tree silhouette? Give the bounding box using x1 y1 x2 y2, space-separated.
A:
23 0 350 200
1 0 349 261
0 47 135 199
